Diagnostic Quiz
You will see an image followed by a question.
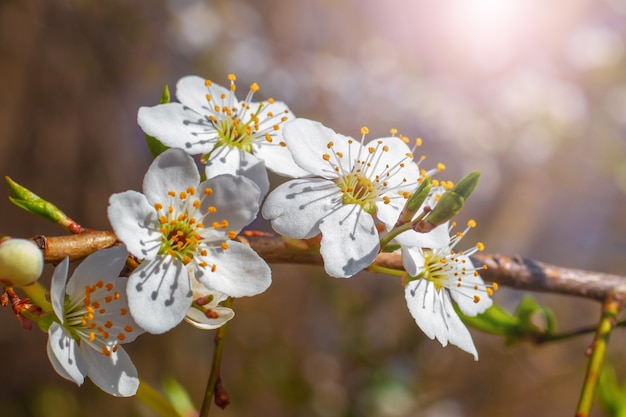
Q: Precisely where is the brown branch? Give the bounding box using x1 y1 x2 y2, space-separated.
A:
36 231 626 302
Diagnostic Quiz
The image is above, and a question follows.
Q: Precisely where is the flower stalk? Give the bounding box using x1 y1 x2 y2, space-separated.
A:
575 293 622 417
200 297 232 417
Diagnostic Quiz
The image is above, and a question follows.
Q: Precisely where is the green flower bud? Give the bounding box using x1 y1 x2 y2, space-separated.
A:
0 238 44 287
395 177 432 227
420 171 480 230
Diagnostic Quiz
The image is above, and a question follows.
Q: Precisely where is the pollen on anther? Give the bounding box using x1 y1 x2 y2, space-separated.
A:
323 154 331 161
250 82 260 92
361 127 369 135
476 242 485 251
228 73 237 81
204 188 213 196
208 206 217 213
473 295 481 303
467 219 477 228
228 230 237 239
221 242 229 250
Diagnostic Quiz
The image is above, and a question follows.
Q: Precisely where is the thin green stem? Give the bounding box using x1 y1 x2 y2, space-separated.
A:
136 379 182 417
20 281 52 312
199 298 232 417
575 294 621 417
379 210 429 250
367 264 405 277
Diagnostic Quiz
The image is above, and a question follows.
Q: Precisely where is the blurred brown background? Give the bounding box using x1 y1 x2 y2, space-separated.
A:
2 0 626 416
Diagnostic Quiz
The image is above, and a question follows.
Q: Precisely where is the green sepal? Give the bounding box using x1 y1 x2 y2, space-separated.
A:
6 177 65 222
395 177 432 227
422 171 480 229
458 295 555 345
36 313 58 333
145 85 171 158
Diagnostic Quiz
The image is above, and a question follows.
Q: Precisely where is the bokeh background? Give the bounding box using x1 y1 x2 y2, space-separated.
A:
2 0 626 416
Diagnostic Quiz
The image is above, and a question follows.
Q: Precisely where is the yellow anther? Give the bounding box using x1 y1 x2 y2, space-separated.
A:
437 162 446 172
168 191 176 197
368 147 375 154
327 141 334 149
221 241 229 250
486 288 494 296
205 79 212 87
211 264 217 272
228 73 237 81
208 206 217 213
493 282 499 291
382 145 389 152
273 124 280 131
323 154 331 161
390 128 398 135
204 188 213 196
183 256 192 264
467 219 477 228
154 203 163 210
104 321 113 329
124 325 133 332
120 308 128 316
250 82 260 92
102 346 111 357
205 94 211 102
476 242 485 251
89 332 95 342
473 295 481 303
267 97 275 104
265 133 273 143
415 137 423 147
361 126 369 135
228 230 237 239
117 333 126 341
383 196 391 204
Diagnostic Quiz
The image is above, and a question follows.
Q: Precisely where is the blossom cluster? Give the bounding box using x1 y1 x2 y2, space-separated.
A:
10 73 496 397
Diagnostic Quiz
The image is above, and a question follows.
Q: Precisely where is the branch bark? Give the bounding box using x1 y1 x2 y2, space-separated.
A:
36 231 626 303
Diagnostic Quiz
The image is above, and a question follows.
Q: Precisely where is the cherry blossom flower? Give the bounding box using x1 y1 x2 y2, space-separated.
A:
47 245 143 397
262 118 424 278
137 74 308 198
108 148 271 334
185 275 234 330
403 221 495 360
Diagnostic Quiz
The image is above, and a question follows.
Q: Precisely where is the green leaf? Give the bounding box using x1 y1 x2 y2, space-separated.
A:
162 377 196 417
145 85 171 158
598 366 626 417
6 176 65 223
458 295 555 345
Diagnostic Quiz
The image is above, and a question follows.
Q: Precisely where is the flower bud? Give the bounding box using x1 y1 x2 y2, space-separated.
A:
0 238 44 287
395 177 432 227
419 171 480 230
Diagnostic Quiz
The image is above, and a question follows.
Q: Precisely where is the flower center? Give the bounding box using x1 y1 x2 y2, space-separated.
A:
153 186 233 269
336 173 378 215
323 128 413 216
63 279 134 357
202 74 291 155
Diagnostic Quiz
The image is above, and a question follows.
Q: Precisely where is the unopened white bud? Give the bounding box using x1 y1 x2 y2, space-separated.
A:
0 238 44 287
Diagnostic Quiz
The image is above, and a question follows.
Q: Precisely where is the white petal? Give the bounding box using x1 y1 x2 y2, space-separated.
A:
400 246 423 277
176 75 232 115
262 178 340 239
372 137 422 186
66 245 128 297
283 118 356 179
405 280 478 360
126 256 192 334
50 258 69 322
252 104 309 178
47 323 86 385
395 225 451 250
375 197 406 232
319 205 380 278
195 241 271 298
185 305 234 330
81 344 140 397
449 259 493 316
143 148 200 206
138 103 217 155
108 191 160 260
200 174 261 233
205 149 270 199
